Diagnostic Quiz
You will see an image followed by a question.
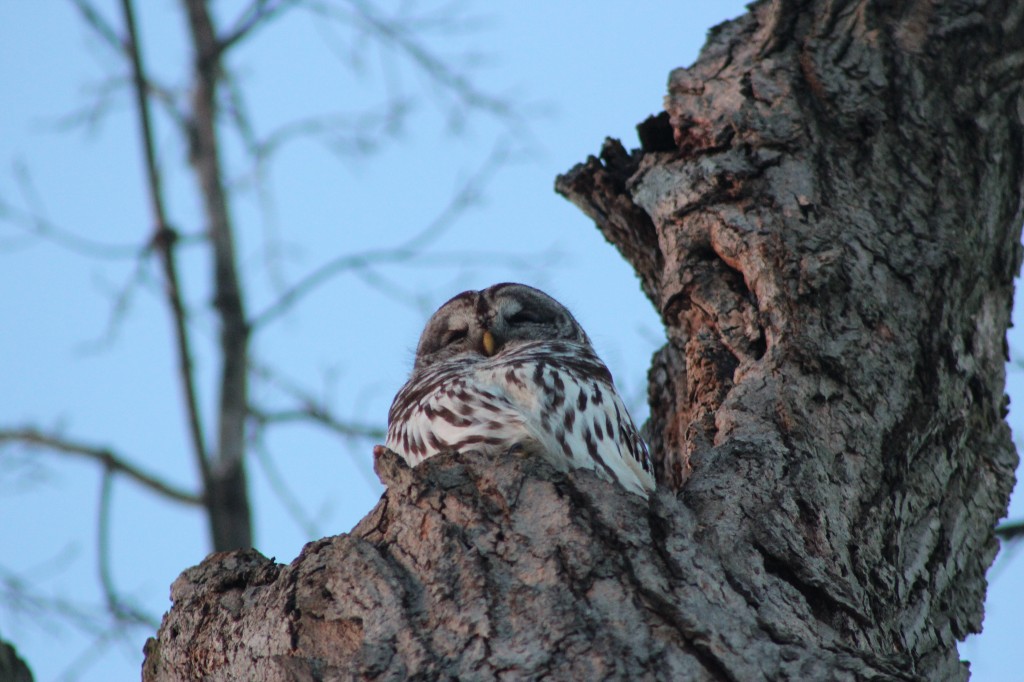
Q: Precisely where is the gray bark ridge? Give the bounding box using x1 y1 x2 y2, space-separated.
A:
144 1 1024 680
556 0 1024 678
144 449 912 680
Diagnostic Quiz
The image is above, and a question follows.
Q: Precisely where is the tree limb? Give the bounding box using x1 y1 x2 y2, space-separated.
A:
0 428 201 505
248 405 384 442
247 358 385 442
307 0 516 123
0 161 142 260
182 0 254 551
217 0 300 55
78 251 155 352
120 0 211 488
1 560 109 633
250 140 510 329
69 0 128 56
250 439 321 539
96 469 161 629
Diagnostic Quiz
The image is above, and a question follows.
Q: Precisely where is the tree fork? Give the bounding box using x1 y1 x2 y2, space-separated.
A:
143 2 1024 679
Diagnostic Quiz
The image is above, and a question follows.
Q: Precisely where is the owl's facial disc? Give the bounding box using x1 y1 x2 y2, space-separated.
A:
410 291 481 370
412 283 590 371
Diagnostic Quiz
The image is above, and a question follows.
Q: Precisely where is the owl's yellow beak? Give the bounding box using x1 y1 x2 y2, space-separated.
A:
482 330 497 356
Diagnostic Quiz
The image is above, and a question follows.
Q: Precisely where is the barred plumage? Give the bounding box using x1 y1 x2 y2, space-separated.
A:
386 283 654 497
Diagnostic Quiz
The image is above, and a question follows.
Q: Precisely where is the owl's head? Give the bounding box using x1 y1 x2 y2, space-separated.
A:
413 283 590 370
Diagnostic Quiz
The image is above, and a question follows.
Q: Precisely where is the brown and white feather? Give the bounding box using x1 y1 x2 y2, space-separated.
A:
386 283 655 497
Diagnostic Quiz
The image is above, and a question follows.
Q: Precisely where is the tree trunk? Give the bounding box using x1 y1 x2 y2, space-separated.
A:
0 639 33 682
183 0 253 551
141 1 1024 680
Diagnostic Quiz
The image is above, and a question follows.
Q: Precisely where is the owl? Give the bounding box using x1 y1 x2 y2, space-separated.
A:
386 283 655 498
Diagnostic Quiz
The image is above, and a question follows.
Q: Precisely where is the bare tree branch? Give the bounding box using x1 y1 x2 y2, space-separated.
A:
120 0 212 493
250 140 510 329
0 162 143 259
0 562 102 634
218 0 302 55
67 0 215 139
0 555 151 682
252 102 414 161
305 0 518 125
220 74 264 166
247 362 381 489
248 360 385 442
69 0 128 56
249 404 384 441
78 252 156 352
181 0 254 551
1 557 146 682
350 265 429 310
96 469 160 629
47 75 129 136
2 3 546 677
0 428 201 505
250 439 321 539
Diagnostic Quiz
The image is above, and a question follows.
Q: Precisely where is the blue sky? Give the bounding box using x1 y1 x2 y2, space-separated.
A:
1 2 1021 680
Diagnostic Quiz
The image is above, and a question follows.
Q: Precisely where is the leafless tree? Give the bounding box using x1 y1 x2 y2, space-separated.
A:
143 0 1024 679
0 0 530 675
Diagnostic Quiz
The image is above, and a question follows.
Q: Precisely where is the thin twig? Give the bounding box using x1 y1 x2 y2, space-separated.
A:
0 162 142 259
120 0 211 484
248 406 381 489
251 439 321 539
252 101 413 161
79 251 155 352
306 0 517 123
218 0 301 54
219 71 291 293
0 428 201 505
182 0 254 551
0 561 108 633
97 468 160 628
47 76 127 136
247 360 385 441
222 73 264 164
69 0 128 55
351 266 427 310
250 140 510 329
54 627 133 682
249 404 384 441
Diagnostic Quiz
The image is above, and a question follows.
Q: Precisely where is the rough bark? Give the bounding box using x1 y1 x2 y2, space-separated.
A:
0 639 33 682
143 1 1024 680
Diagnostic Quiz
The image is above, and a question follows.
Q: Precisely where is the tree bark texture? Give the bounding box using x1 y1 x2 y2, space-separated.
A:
0 639 33 682
143 1 1024 680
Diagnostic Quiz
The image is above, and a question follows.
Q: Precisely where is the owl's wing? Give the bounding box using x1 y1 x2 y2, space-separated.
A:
541 373 655 497
491 355 655 498
386 373 536 464
387 349 655 498
601 389 656 496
